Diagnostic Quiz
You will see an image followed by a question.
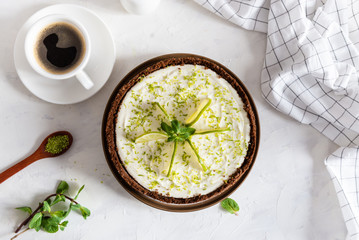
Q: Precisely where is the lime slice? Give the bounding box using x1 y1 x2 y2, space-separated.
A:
183 141 203 171
154 102 171 121
194 127 230 135
186 139 207 172
185 98 212 127
134 132 168 143
166 141 178 177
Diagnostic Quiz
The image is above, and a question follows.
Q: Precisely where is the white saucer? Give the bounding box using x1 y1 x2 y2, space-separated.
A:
14 4 116 104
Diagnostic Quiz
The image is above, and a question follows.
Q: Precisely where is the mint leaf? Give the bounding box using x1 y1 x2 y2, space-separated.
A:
185 127 195 135
59 221 68 231
70 203 81 210
51 211 65 220
79 206 91 219
62 202 73 219
74 185 85 200
167 136 176 142
161 120 196 143
177 124 195 141
16 206 32 215
71 204 91 219
221 198 239 215
171 120 180 133
42 201 51 213
161 122 172 134
52 194 66 205
183 132 192 139
45 223 59 233
56 181 69 194
46 198 52 205
41 216 59 233
29 212 43 231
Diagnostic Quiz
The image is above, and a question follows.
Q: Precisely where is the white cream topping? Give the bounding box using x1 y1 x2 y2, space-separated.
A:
116 65 250 198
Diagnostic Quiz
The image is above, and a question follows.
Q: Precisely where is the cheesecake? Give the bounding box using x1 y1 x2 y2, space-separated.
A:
104 55 258 204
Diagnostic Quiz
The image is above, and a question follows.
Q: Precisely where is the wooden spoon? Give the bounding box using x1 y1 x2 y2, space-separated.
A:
0 131 73 184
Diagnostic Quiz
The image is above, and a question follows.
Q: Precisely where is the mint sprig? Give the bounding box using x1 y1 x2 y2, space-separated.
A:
161 120 195 142
12 181 90 239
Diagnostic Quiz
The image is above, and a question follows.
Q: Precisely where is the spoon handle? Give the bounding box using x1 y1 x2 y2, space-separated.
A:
0 151 43 184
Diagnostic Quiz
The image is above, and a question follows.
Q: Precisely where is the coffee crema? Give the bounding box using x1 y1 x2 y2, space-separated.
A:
33 22 86 75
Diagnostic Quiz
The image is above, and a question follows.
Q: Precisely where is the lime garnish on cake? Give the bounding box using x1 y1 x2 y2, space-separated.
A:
134 132 168 143
193 127 231 135
185 98 211 127
132 100 229 176
154 102 171 121
186 139 207 172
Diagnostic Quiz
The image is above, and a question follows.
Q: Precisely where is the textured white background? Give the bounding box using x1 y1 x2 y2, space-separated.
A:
0 0 347 239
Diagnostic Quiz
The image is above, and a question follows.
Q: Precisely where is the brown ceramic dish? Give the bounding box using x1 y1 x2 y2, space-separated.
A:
102 53 260 211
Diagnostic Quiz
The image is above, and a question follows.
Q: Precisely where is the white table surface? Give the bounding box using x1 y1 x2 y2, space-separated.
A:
0 0 347 239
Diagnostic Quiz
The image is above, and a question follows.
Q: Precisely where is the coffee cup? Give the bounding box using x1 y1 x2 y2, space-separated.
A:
24 14 94 90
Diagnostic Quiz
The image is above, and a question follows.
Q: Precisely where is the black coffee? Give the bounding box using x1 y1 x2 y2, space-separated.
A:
34 22 86 74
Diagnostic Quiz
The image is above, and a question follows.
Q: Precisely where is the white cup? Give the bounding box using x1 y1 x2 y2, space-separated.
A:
24 14 94 90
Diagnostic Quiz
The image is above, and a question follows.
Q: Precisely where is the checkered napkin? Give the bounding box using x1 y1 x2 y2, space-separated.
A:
195 0 359 238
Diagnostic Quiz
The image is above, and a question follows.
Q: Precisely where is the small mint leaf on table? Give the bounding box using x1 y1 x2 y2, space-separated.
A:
221 198 239 215
16 207 32 215
56 181 69 194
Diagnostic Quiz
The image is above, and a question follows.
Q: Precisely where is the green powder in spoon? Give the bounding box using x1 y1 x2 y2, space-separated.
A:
45 135 70 154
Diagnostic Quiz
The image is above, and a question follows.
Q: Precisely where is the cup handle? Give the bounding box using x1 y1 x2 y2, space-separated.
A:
75 70 94 90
